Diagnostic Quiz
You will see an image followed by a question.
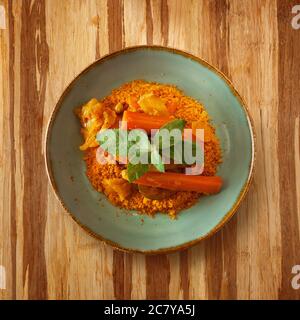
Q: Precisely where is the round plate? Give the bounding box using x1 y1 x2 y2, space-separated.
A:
45 46 255 253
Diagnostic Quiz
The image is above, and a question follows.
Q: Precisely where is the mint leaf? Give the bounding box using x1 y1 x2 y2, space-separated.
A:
159 119 186 134
168 141 184 163
154 119 186 150
127 162 149 183
150 147 165 172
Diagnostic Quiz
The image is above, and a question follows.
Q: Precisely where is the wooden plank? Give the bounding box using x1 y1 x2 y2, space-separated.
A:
0 0 299 300
0 0 12 301
277 0 300 300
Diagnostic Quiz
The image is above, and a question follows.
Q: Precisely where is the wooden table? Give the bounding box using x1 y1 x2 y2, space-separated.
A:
0 0 299 300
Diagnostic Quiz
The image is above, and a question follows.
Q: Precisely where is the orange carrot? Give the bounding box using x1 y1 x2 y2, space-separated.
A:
134 172 223 194
122 111 173 133
121 111 201 143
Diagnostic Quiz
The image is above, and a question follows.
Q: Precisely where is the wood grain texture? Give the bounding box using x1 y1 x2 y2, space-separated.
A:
277 0 300 300
0 0 299 300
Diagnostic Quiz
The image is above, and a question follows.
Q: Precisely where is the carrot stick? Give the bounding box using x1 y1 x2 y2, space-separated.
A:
121 111 200 143
121 111 173 133
133 172 223 194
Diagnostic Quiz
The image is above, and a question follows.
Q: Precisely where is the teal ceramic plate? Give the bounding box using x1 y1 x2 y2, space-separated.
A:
45 46 255 253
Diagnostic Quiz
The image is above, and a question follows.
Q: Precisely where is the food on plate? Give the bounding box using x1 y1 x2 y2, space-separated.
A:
76 80 222 218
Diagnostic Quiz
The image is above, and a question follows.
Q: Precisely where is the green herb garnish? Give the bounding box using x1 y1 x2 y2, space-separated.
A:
96 119 191 182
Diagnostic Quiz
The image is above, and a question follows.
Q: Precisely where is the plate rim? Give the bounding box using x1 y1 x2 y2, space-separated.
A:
44 45 256 254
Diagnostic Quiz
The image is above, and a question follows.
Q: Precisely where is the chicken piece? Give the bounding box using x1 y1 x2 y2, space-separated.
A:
103 178 132 201
81 98 104 124
79 118 102 150
138 93 169 116
102 108 117 129
128 96 140 112
78 99 105 150
79 133 99 150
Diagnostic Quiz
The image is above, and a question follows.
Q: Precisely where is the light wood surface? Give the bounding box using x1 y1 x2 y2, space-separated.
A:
0 0 299 300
